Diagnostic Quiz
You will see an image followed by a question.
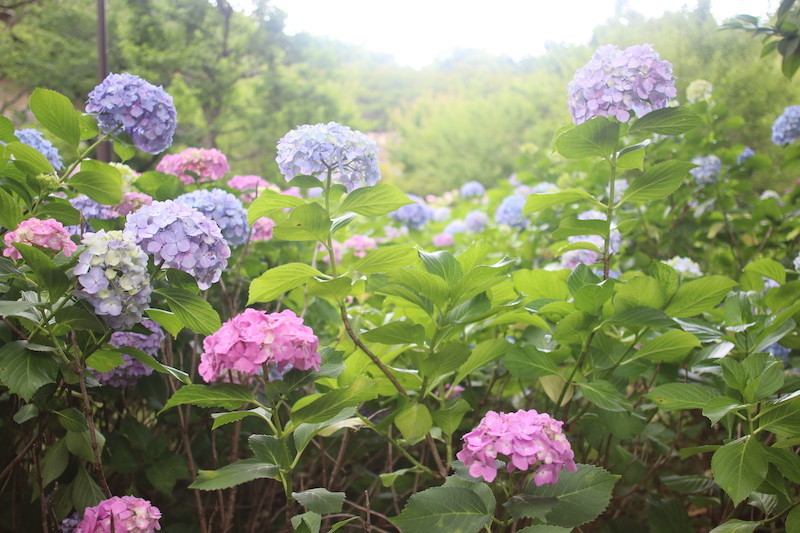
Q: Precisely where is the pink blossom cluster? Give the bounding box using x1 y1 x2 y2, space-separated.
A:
228 175 277 202
76 495 161 533
343 234 377 258
251 217 276 242
432 233 455 247
156 147 230 185
112 192 153 217
457 409 577 485
3 218 77 259
198 309 320 383
318 240 344 264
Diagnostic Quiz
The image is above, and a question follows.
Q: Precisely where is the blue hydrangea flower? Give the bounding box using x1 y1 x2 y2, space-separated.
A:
86 72 177 154
388 194 432 229
460 180 486 197
124 200 231 290
14 128 64 170
767 343 792 364
73 230 152 329
175 188 249 246
276 122 380 192
431 206 451 222
690 155 721 186
444 220 468 234
93 319 165 387
494 195 528 229
465 210 489 232
772 105 800 145
737 146 755 164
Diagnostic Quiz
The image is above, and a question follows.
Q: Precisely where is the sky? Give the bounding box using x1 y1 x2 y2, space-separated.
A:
257 0 775 69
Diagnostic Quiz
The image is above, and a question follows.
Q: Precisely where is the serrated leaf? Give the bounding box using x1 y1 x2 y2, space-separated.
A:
606 306 675 328
248 262 323 303
161 383 256 413
390 486 492 533
0 187 23 230
290 376 378 426
626 330 700 364
743 258 786 284
554 116 619 159
189 458 279 490
664 276 738 318
577 380 631 411
247 192 306 224
293 488 346 514
30 88 80 147
454 338 512 385
54 408 88 432
703 396 747 424
502 346 559 379
621 161 695 203
145 308 184 337
41 439 68 486
524 189 600 215
118 345 190 384
155 287 221 335
350 244 417 274
69 160 123 204
628 107 703 136
12 242 71 301
648 383 717 411
394 403 433 441
708 519 762 533
72 463 105 511
362 321 426 345
338 184 413 216
0 341 58 401
272 202 330 242
7 142 55 174
711 436 768 505
211 407 271 430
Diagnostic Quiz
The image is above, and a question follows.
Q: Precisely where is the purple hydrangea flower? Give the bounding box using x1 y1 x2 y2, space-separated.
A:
568 44 677 125
86 72 177 154
73 230 152 329
58 512 81 533
465 210 489 232
444 220 467 234
772 105 800 145
76 495 162 533
124 200 231 290
494 195 528 229
561 210 621 269
175 188 249 246
431 206 451 222
276 122 380 192
460 180 486 197
388 194 432 229
93 320 165 387
690 155 721 186
67 194 118 235
14 128 63 170
736 146 755 165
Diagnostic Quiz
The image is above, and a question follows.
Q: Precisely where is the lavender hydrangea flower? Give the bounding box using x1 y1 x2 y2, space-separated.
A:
772 105 800 145
14 128 63 170
86 72 177 154
73 230 152 329
495 195 528 229
465 210 489 232
794 252 800 272
690 155 721 186
388 195 433 229
276 122 380 192
175 189 249 246
444 220 467 234
737 147 755 165
93 320 165 387
568 44 677 125
124 200 231 290
58 512 81 533
431 206 451 222
460 180 486 197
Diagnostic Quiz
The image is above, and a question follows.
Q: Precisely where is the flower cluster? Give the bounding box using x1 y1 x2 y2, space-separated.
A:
460 180 486 197
156 148 230 185
457 409 577 485
228 175 273 202
114 192 153 216
14 128 64 170
86 72 177 155
494 195 528 229
76 495 162 533
736 146 755 165
251 217 275 242
689 155 721 186
276 122 380 192
123 200 230 290
343 234 377 258
388 195 433 229
772 105 800 145
110 162 141 192
74 230 152 329
665 256 703 278
431 206 452 222
686 79 713 104
175 188 249 246
3 217 77 259
465 210 489 232
198 309 320 383
567 44 677 124
70 194 117 225
58 512 81 533
444 220 468 234
432 233 455 247
93 320 165 387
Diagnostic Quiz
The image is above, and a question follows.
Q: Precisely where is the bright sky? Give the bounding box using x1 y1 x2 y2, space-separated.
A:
259 0 774 69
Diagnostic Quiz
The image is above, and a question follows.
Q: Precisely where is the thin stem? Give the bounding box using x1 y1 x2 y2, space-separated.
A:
603 153 618 280
356 414 438 478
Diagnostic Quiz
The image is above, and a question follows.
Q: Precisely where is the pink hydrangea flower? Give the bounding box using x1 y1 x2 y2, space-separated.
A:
432 233 454 247
251 217 275 242
318 240 344 264
76 495 161 533
228 175 275 202
456 409 577 485
343 234 377 258
198 309 320 383
156 147 230 185
111 192 153 217
3 218 77 259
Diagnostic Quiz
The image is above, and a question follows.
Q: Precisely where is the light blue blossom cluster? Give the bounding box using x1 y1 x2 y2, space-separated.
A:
388 195 433 229
444 220 468 234
568 44 677 124
276 122 380 192
665 256 703 278
175 188 249 246
460 180 486 197
767 343 791 364
124 200 231 290
465 210 489 232
86 72 177 154
68 195 117 235
94 320 165 387
494 195 528 229
431 206 452 222
14 128 63 170
772 105 800 145
73 230 152 329
736 146 755 165
689 155 721 186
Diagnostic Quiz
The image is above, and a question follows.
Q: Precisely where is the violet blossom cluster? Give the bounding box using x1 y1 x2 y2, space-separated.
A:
465 210 489 232
114 192 153 216
276 122 380 192
561 210 621 269
93 320 165 387
460 180 486 197
567 44 677 125
772 105 800 145
123 200 230 290
251 217 276 242
343 234 377 258
3 217 77 259
689 155 721 186
75 495 162 533
198 309 320 383
444 220 468 234
14 128 64 170
86 72 177 155
388 195 433 229
494 195 528 229
456 409 577 485
156 148 230 185
175 188 249 246
74 230 152 329
58 512 81 533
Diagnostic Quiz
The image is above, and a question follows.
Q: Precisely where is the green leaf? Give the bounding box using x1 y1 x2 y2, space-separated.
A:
292 512 321 533
54 408 88 432
454 338 512 385
13 403 39 424
628 107 703 136
113 140 136 162
12 242 71 301
431 399 471 436
350 244 418 274
577 380 631 411
552 217 608 239
626 330 700 364
69 160 123 204
290 376 379 426
554 116 620 159
161 383 256 413
606 306 675 328
338 184 413 216
567 264 601 296
743 258 786 284
66 429 105 463
0 116 15 142
0 300 42 318
54 306 105 332
703 396 747 424
32 197 81 226
146 455 189 494
758 395 800 437
248 262 323 303
664 276 738 318
516 527 573 533
250 434 289 468
293 408 356 456
708 519 762 533
419 249 462 285
613 275 665 312
648 383 717 411
620 161 695 203
29 88 80 147
78 114 100 140
504 494 559 521
502 346 559 379
247 192 307 224
362 321 426 345
146 308 186 338
273 202 331 242
119 345 190 384
135 171 184 201
85 349 125 372
524 464 618 528
0 341 58 401
711 436 769 505
390 486 492 533
72 463 105 511
7 142 54 174
293 488 346 514
155 287 221 335
41 439 68 486
394 403 433 441
189 458 279 490
0 187 23 230
524 188 600 215
211 407 271 430
616 141 648 170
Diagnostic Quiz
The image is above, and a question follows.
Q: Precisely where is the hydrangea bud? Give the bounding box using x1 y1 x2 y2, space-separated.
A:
14 128 64 170
76 495 162 533
156 148 230 185
93 320 165 387
175 188 249 246
772 105 800 145
3 217 77 259
689 155 721 186
388 195 433 229
494 195 528 229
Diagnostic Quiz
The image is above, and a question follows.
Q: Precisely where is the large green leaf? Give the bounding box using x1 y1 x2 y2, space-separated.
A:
362 321 426 345
394 403 433 441
711 436 768 505
248 262 323 303
350 244 418 274
189 458 279 490
247 192 306 224
620 161 695 203
68 160 123 204
627 107 703 136
0 187 22 230
390 486 492 533
502 346 559 379
155 287 221 335
743 258 786 284
7 141 54 174
454 338 512 385
554 116 619 159
272 202 330 242
758 395 800 437
293 488 346 514
29 88 81 147
576 380 631 411
0 341 58 401
663 276 738 318
12 242 71 301
290 376 378 426
338 184 413 216
626 330 700 364
524 189 600 215
648 383 717 411
419 250 463 285
161 383 256 413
